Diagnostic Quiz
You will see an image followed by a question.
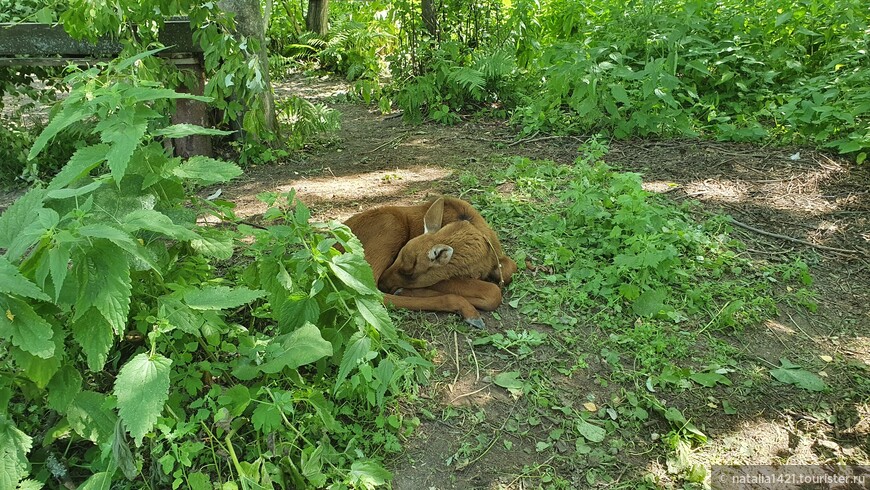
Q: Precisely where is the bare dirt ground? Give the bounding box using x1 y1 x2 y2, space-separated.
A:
217 75 870 489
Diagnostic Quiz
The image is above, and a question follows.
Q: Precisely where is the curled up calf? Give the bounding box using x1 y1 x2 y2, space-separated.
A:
343 196 517 328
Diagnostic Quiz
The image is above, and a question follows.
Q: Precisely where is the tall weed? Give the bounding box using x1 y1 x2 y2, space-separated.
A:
0 54 427 488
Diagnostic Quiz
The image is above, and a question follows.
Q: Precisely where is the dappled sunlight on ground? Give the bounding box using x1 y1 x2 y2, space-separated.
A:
280 166 454 218
220 165 454 220
683 179 748 202
642 180 682 193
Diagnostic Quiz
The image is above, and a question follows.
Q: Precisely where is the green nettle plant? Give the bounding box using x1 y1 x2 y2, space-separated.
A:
0 54 428 489
379 0 867 161
478 138 788 333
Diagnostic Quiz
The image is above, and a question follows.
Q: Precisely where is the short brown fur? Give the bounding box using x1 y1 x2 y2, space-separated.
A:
343 196 517 327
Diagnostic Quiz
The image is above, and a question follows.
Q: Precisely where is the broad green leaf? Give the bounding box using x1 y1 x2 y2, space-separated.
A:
187 472 211 490
183 285 266 310
78 471 112 490
11 344 61 389
121 209 199 240
17 478 44 490
251 404 282 433
113 419 138 480
348 460 392 487
47 365 83 412
301 445 327 487
609 84 631 105
153 124 233 138
190 230 234 259
45 180 104 199
124 85 211 104
28 105 89 160
631 289 667 317
171 156 243 185
689 372 732 387
770 361 827 392
71 308 115 371
73 246 131 334
305 392 340 431
158 297 204 335
47 144 110 190
0 295 55 358
260 323 333 374
0 414 33 490
493 371 524 391
95 105 153 182
115 46 169 71
278 294 320 332
328 253 379 295
276 263 293 290
114 353 172 446
48 244 71 301
78 224 138 246
217 385 251 417
355 296 397 340
0 188 48 262
336 333 374 389
685 60 711 75
0 257 51 302
661 407 707 442
68 391 117 444
576 420 606 443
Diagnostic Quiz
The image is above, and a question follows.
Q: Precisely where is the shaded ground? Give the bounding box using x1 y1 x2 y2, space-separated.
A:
219 75 870 488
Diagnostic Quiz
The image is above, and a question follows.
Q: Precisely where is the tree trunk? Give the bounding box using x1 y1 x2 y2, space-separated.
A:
306 0 329 35
421 0 437 38
218 0 278 141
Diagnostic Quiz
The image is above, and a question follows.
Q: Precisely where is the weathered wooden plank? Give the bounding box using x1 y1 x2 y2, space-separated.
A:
0 20 201 57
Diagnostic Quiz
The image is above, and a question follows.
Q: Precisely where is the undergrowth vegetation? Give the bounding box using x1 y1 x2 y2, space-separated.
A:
454 139 823 486
276 0 867 162
480 139 792 333
506 0 869 161
478 138 815 362
0 54 427 489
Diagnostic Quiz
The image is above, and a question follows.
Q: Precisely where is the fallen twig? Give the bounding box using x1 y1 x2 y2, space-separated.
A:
453 330 461 386
448 384 489 405
362 131 408 154
729 218 863 256
507 134 584 147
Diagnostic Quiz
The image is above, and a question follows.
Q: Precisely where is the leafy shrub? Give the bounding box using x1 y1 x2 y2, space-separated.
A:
395 43 522 123
509 0 869 160
317 19 392 81
0 0 60 22
477 138 782 331
0 115 98 187
378 0 867 161
276 95 341 149
1 54 427 488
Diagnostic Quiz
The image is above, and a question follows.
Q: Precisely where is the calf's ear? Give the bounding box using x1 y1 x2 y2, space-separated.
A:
427 244 453 265
424 197 445 234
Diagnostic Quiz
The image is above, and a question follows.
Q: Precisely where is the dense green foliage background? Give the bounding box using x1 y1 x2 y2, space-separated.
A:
269 0 868 162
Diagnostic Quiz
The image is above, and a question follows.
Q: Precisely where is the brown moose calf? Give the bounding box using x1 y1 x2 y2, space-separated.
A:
343 196 516 328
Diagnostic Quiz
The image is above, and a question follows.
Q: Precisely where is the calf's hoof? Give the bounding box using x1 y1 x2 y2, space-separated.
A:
465 317 486 330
